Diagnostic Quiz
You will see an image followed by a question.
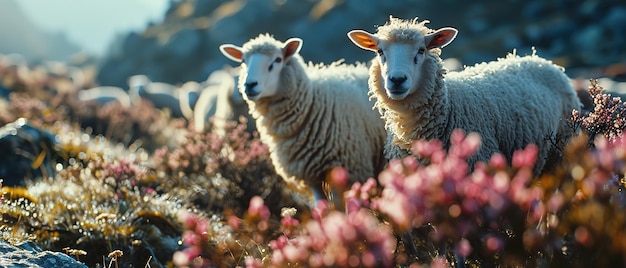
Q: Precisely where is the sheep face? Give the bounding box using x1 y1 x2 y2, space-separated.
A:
219 38 302 101
348 26 457 100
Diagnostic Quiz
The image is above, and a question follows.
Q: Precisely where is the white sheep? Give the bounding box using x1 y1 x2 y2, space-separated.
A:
178 80 202 120
219 34 387 200
348 17 582 174
77 86 132 108
128 75 188 118
193 69 256 135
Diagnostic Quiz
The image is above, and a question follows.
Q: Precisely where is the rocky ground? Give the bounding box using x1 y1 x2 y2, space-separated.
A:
0 240 86 267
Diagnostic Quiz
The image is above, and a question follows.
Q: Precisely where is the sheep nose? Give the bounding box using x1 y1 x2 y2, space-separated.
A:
389 76 407 87
244 81 258 93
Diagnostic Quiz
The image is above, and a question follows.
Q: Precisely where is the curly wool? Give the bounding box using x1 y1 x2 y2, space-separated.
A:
238 36 387 196
369 20 581 174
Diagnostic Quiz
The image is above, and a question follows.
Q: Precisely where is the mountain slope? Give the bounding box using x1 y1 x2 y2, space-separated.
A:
0 0 82 61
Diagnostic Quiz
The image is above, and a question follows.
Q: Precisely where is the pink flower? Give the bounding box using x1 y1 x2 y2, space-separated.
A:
247 196 270 221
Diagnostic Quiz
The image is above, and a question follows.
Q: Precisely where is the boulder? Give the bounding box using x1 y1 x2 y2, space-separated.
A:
0 118 60 186
0 240 87 268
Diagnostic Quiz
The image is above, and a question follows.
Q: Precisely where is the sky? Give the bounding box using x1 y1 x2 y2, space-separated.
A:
16 0 170 56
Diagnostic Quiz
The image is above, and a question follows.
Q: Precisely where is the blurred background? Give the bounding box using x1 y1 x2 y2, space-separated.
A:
1 0 625 88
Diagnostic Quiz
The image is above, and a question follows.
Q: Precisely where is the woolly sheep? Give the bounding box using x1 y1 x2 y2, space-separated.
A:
348 17 582 175
219 34 386 200
193 69 255 135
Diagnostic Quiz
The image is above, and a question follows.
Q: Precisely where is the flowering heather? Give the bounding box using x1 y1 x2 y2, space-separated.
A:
270 206 395 267
71 98 178 152
151 119 303 215
173 127 626 267
571 79 626 143
175 196 395 268
173 196 279 267
1 93 56 126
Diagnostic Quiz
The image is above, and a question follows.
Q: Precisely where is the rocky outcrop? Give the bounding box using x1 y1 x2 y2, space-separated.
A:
0 240 87 268
96 0 626 88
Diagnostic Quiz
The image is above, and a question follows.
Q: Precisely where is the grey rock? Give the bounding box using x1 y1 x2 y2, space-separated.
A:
0 240 87 268
0 118 60 186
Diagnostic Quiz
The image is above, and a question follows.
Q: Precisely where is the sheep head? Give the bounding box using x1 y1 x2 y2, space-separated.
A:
219 34 302 101
348 17 457 100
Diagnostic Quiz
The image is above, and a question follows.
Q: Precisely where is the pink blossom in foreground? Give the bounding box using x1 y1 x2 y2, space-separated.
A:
269 208 395 267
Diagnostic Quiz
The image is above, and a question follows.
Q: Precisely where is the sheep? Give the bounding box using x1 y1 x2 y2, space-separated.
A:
178 80 202 120
348 17 582 175
77 86 132 108
219 34 387 201
193 69 256 135
127 75 187 118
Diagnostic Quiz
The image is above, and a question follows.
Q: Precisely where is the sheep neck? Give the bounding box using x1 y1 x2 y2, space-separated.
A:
370 58 450 151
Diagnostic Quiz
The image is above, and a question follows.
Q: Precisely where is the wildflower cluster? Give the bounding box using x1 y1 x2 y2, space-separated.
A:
269 203 395 267
151 120 298 215
347 130 543 266
71 98 175 152
571 79 626 143
153 119 267 176
173 196 280 267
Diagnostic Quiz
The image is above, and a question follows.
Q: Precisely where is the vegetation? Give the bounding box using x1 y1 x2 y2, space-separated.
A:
2 54 626 268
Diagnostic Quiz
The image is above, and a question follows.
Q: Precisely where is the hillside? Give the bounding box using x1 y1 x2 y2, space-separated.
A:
0 0 82 61
96 0 626 87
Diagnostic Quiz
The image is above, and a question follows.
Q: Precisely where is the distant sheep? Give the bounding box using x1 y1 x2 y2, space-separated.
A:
128 75 187 118
193 69 256 135
348 17 581 175
178 80 202 120
220 34 386 200
77 86 132 108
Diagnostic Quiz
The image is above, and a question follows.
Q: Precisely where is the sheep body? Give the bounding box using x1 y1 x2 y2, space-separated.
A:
128 75 185 118
178 81 201 120
349 17 581 174
220 34 386 199
77 86 131 107
193 69 255 135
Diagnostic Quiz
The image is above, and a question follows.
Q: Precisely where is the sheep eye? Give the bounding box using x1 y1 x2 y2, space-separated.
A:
418 48 426 54
376 49 384 56
274 57 282 63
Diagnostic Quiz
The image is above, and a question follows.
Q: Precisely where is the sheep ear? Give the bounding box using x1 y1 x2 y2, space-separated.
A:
347 30 378 52
283 38 302 60
424 27 458 49
219 44 244 62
